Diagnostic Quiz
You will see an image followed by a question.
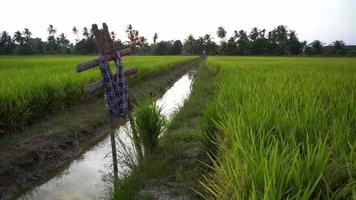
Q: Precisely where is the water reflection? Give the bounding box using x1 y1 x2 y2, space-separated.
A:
19 71 195 200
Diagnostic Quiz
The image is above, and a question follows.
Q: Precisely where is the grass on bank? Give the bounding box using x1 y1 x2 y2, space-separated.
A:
113 61 216 199
0 55 197 134
201 56 356 199
134 97 167 157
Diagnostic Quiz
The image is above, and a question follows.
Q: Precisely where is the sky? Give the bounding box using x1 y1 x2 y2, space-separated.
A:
0 0 355 45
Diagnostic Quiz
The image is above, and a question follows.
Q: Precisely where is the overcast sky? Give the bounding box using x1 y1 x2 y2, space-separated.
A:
1 0 355 45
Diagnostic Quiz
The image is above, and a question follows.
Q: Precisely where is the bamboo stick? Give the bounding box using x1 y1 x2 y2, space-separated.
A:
76 48 132 72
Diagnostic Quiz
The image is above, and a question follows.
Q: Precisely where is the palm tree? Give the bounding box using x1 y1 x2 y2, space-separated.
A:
216 26 226 43
72 26 79 41
234 30 248 41
111 31 116 41
47 24 56 36
13 31 24 45
58 33 70 53
23 28 32 43
0 31 14 54
184 34 197 54
83 27 89 39
153 33 158 44
249 27 259 41
126 24 139 47
59 33 69 45
138 36 147 48
126 24 133 32
332 40 345 55
204 34 211 42
310 40 323 55
332 40 345 47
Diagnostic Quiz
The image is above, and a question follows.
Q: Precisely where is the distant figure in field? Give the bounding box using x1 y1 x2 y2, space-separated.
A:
201 49 207 59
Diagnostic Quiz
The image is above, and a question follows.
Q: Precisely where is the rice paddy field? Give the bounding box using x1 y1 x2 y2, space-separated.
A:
202 57 356 199
0 55 197 134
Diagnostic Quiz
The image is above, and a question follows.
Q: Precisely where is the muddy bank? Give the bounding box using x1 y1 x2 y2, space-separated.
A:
0 59 200 200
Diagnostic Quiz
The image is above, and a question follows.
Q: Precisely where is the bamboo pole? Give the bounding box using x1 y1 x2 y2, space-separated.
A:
128 113 143 164
109 113 119 186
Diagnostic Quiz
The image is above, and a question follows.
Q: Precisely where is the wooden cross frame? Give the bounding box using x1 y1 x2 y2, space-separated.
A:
75 23 137 182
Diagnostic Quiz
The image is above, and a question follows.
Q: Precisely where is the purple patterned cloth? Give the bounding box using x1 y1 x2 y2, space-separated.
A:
98 54 129 116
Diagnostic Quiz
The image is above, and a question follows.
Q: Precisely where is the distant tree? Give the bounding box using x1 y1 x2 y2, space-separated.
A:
332 40 346 55
216 26 226 43
202 34 218 55
301 40 308 55
170 40 182 54
205 37 218 55
83 27 90 39
58 33 70 53
235 30 250 55
23 28 32 43
224 37 238 55
137 36 147 48
45 25 58 53
46 35 58 53
309 40 323 55
13 31 24 45
125 24 143 53
249 27 268 55
203 34 211 42
183 34 198 54
114 39 125 50
47 25 56 36
0 31 15 54
72 26 79 41
249 27 259 41
14 28 34 54
287 30 302 55
30 38 45 54
154 41 172 55
196 36 204 52
126 24 137 47
74 38 97 54
110 31 116 41
268 25 289 55
153 33 158 44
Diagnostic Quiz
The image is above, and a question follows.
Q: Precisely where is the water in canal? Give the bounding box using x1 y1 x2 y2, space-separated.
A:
19 71 195 200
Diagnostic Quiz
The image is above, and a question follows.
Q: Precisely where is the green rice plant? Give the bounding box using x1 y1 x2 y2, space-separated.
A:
0 55 197 134
200 56 356 199
133 96 167 156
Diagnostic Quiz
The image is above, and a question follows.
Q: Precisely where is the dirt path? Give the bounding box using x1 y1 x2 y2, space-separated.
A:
0 59 201 200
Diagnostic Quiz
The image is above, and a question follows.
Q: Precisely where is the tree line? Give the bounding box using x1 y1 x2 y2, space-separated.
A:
0 24 355 56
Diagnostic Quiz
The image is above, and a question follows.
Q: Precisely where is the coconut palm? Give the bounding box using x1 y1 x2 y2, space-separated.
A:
59 33 69 45
47 25 56 36
83 27 89 39
111 31 116 41
137 36 147 48
72 26 79 41
310 40 323 55
13 31 24 45
153 33 158 44
0 31 15 54
23 28 32 43
216 26 226 43
126 24 139 47
204 34 211 42
332 40 345 51
249 27 259 41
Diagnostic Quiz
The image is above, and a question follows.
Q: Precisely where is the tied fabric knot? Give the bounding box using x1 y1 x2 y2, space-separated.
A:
98 55 129 116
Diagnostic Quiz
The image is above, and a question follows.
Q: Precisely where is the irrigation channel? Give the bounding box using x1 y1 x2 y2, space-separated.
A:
19 70 196 200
